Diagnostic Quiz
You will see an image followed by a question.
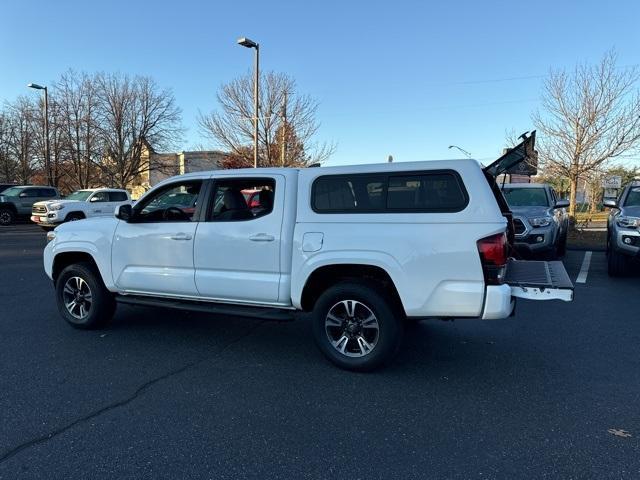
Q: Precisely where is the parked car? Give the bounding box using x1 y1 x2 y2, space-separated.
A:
0 185 60 226
501 183 569 259
605 181 640 276
43 134 574 371
30 188 131 230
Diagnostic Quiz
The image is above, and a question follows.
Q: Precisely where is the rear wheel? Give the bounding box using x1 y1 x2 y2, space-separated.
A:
0 208 14 226
55 262 116 329
607 248 629 277
311 281 404 372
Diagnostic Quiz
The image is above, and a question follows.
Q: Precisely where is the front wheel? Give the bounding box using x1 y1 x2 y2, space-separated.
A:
311 281 404 372
0 208 14 226
56 262 116 329
607 248 629 277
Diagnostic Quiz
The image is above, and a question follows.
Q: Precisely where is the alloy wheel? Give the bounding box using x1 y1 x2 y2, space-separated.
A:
62 276 93 320
325 300 379 358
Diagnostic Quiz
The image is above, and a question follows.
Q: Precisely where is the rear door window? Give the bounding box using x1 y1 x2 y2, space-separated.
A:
109 191 128 202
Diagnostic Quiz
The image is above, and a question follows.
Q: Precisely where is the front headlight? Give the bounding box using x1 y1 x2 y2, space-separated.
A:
46 231 56 243
616 216 640 228
50 204 65 211
529 217 551 227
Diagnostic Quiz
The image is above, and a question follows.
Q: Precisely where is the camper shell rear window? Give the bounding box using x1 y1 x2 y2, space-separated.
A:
311 170 468 213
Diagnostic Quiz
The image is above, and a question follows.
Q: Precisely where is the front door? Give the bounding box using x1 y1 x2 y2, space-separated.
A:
87 191 111 216
111 180 204 297
194 175 283 304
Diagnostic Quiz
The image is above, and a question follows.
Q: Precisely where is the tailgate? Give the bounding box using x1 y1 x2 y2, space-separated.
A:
504 259 573 302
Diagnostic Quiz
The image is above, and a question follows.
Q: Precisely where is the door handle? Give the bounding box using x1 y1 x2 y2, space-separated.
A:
249 233 275 242
170 233 193 241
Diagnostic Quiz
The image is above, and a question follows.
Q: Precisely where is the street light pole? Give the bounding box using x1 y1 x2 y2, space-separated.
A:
27 83 51 185
237 37 260 168
448 145 472 159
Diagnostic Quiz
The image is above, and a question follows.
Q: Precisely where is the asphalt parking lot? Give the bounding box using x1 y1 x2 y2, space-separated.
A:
1 224 639 479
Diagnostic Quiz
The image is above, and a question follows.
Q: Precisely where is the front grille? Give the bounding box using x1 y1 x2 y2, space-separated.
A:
32 205 47 214
513 218 526 236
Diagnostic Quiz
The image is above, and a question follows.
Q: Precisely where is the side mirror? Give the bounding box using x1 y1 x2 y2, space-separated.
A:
603 199 618 209
19 192 28 198
116 204 133 221
554 199 570 209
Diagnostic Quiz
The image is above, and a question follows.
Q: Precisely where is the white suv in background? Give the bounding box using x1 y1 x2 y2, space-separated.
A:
43 134 574 371
31 188 131 229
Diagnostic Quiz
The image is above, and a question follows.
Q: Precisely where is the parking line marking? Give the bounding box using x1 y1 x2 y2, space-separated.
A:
576 251 592 284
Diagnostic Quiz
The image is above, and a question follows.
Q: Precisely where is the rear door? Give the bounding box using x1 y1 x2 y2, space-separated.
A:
193 175 284 304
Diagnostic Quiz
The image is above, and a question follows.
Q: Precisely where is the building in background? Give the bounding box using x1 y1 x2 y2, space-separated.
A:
129 139 227 198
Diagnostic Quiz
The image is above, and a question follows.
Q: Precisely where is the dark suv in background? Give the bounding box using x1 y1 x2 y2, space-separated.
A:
501 183 570 259
0 185 60 226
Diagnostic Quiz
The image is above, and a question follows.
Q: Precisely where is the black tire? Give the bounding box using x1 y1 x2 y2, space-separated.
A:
0 208 14 226
311 281 404 372
65 212 85 222
607 248 629 277
55 262 116 329
557 232 567 257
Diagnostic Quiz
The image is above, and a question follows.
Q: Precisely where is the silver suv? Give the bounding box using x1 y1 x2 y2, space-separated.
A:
501 183 569 259
605 182 640 276
0 185 60 226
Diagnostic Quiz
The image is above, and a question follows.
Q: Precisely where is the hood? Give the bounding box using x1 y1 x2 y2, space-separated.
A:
54 215 119 233
34 199 81 209
509 205 552 217
620 205 640 217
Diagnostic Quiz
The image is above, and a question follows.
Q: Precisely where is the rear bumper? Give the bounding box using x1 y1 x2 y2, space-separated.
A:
482 284 515 320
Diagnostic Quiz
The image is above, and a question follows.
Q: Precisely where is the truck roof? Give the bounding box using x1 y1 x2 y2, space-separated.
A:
175 158 483 180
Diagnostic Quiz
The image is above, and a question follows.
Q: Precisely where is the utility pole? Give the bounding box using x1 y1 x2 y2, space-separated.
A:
281 91 287 166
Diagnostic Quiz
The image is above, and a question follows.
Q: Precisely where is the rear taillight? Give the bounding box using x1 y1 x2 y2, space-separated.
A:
477 232 508 285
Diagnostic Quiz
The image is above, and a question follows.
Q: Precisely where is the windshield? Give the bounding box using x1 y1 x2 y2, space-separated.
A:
624 187 640 207
0 187 23 197
65 190 93 201
502 187 549 207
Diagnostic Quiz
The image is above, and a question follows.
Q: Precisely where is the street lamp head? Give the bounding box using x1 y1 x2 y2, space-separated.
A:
237 37 258 49
27 83 46 90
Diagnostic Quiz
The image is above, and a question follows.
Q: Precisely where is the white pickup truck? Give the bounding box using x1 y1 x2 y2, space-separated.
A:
31 188 131 230
43 134 574 371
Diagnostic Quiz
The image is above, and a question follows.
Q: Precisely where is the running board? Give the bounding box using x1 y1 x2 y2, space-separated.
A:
116 295 295 321
504 259 574 302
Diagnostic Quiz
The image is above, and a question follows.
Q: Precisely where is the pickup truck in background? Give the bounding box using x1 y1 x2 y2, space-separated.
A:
43 133 574 371
501 183 569 259
605 181 640 276
31 188 131 230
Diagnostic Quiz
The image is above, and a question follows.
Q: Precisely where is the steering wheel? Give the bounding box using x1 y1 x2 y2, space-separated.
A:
163 206 190 221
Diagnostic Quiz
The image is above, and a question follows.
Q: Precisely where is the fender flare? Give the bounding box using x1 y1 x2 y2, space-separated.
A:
291 251 405 310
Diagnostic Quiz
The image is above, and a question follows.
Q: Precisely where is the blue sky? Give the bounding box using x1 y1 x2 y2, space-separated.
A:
1 0 639 166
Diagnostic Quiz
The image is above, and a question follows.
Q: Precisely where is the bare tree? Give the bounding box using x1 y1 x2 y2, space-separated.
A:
199 71 334 168
5 97 38 184
533 50 640 217
0 110 17 183
56 71 101 189
94 73 182 188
